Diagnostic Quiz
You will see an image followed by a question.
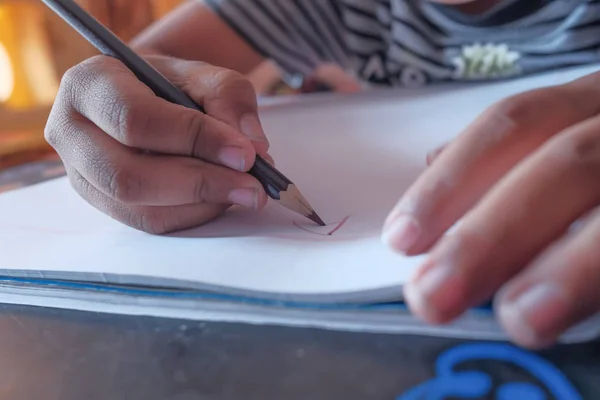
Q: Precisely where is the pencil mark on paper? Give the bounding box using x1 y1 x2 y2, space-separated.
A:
293 216 351 236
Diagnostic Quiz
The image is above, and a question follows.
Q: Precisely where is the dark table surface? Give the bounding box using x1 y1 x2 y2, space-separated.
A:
1 159 599 400
0 303 598 400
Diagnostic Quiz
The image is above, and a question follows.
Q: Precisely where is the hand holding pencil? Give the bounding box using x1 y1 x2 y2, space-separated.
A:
46 55 275 233
42 0 324 233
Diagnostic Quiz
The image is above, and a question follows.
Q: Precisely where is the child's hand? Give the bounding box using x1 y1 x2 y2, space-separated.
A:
45 55 271 234
304 64 362 94
383 70 600 348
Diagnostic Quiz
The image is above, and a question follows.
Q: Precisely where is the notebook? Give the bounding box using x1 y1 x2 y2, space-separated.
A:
2 64 600 343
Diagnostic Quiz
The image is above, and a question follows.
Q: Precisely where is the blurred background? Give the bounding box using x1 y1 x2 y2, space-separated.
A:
0 0 287 171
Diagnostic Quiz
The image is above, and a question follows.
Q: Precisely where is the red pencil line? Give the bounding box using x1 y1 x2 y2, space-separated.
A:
327 215 350 236
292 216 351 237
293 220 329 236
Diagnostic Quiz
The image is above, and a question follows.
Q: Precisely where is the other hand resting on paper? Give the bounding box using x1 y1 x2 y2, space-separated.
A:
383 70 600 349
45 55 272 234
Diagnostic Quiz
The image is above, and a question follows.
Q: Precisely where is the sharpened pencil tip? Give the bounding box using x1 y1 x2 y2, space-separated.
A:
308 211 326 226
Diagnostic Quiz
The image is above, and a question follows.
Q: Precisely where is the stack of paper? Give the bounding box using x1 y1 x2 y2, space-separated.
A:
1 64 600 343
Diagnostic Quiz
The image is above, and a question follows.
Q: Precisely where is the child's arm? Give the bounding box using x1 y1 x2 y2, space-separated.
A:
132 0 360 93
130 1 264 75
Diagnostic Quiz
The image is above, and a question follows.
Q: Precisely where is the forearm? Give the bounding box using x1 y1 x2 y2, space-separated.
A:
130 0 264 75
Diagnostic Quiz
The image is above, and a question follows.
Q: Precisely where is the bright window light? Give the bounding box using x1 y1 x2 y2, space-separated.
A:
0 41 14 103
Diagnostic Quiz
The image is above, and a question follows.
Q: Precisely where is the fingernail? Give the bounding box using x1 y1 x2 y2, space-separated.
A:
228 188 259 209
404 265 453 319
240 114 268 142
498 283 566 347
219 146 246 171
382 215 421 253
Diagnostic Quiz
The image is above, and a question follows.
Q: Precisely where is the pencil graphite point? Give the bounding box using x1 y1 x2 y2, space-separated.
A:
308 211 326 226
278 185 325 226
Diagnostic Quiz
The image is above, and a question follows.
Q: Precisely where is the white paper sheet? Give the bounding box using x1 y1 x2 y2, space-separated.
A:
0 64 598 301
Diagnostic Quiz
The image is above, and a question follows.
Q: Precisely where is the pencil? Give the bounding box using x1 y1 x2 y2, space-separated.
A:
41 0 325 227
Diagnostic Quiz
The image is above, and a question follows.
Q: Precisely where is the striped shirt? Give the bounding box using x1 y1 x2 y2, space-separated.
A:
205 0 600 88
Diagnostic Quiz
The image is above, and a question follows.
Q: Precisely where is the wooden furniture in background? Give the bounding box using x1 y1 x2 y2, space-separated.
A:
0 0 186 166
78 0 185 43
45 0 187 80
0 0 62 163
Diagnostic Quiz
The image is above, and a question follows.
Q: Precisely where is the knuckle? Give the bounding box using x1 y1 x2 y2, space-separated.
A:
103 165 143 203
102 94 131 142
215 69 251 88
117 206 169 235
61 56 111 101
198 68 258 121
80 55 125 77
571 133 600 160
204 68 256 101
43 120 57 146
135 210 170 235
44 108 77 150
192 173 210 203
60 64 83 94
61 60 90 88
489 88 565 129
132 207 182 235
213 69 256 98
566 73 600 116
559 131 600 176
490 87 585 132
181 112 209 157
491 94 539 125
100 95 149 148
44 113 64 148
46 66 91 147
66 56 149 148
65 166 86 192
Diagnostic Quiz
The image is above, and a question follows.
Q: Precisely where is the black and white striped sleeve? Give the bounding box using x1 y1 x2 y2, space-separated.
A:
204 0 351 79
